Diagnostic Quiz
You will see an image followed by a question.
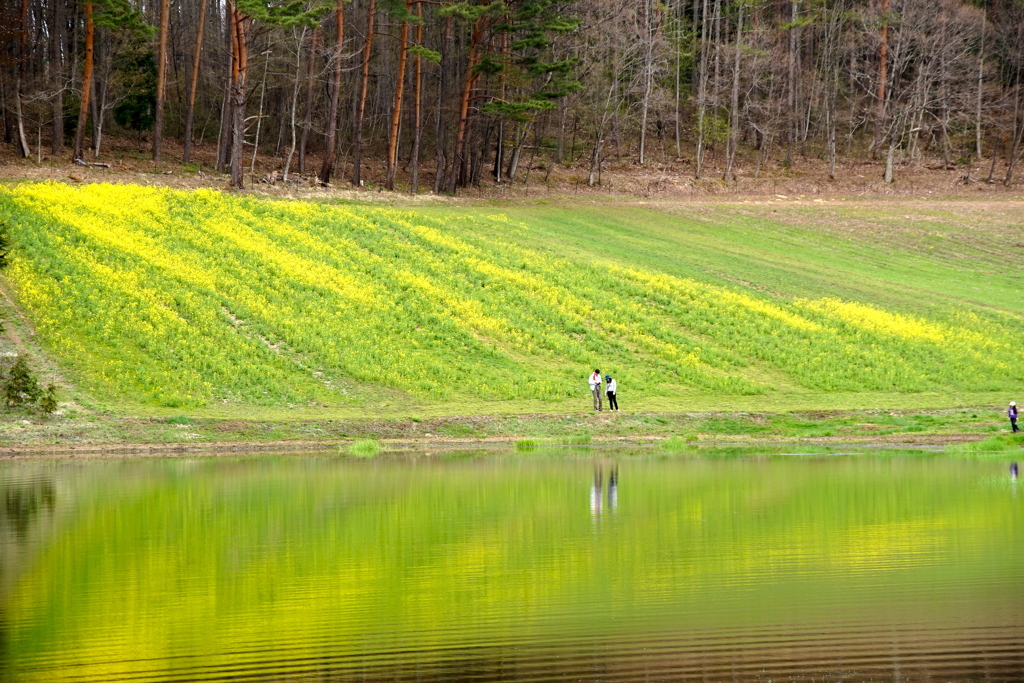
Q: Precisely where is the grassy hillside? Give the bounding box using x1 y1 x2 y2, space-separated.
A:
0 182 1020 416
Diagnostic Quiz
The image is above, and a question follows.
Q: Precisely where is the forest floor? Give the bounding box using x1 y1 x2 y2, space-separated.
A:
1 137 1021 202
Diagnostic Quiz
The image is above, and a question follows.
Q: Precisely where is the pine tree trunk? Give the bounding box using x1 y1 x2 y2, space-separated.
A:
352 0 376 186
386 1 411 191
72 1 94 162
183 0 208 164
229 5 249 189
447 16 483 194
410 2 423 194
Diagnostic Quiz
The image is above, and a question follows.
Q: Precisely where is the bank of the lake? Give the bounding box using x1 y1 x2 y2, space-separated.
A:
1 406 1022 457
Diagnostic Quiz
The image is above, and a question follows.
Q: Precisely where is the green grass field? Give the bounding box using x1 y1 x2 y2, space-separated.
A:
0 182 1021 422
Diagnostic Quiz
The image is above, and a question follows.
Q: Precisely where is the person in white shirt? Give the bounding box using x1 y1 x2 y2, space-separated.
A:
589 369 603 411
605 374 618 411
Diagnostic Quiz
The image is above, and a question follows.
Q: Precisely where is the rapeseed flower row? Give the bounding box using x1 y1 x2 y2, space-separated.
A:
0 183 1015 407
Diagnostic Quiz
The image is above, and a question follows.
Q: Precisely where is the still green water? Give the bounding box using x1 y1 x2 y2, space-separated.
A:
1 451 1021 681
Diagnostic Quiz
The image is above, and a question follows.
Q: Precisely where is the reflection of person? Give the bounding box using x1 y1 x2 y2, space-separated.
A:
591 465 620 519
605 375 618 411
608 465 618 512
1012 462 1019 481
1010 402 1019 433
591 466 603 518
589 369 603 411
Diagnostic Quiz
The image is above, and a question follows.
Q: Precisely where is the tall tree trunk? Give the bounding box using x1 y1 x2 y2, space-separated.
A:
975 5 985 159
410 2 424 193
51 0 66 155
786 0 798 165
12 86 30 158
1005 78 1024 186
13 0 31 158
298 26 318 174
386 0 411 190
216 56 232 167
433 15 451 193
638 0 655 165
723 2 743 181
874 0 889 155
72 1 94 161
91 66 104 157
183 0 208 164
884 139 895 183
248 49 270 175
939 17 952 169
673 0 682 158
827 90 837 180
987 135 1000 183
695 0 710 178
352 0 376 186
506 125 527 182
216 3 233 172
446 16 484 194
229 4 249 189
494 31 507 183
283 28 306 182
153 0 171 160
320 1 343 184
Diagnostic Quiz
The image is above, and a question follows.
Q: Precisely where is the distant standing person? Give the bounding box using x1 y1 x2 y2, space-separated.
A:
1010 401 1019 433
589 369 603 411
605 374 618 411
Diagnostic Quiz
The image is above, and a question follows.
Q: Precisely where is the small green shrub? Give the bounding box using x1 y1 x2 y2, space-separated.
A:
4 357 41 408
38 384 58 416
515 439 537 452
659 435 698 452
345 439 381 457
166 415 193 425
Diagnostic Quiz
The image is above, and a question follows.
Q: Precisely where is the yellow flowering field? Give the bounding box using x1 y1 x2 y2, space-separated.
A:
0 183 1017 409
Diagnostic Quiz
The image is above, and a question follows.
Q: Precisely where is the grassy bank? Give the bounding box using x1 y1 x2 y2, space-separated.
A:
0 183 1021 448
0 406 1019 455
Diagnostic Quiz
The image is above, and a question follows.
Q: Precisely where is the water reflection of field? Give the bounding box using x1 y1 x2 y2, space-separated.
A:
1 453 1021 681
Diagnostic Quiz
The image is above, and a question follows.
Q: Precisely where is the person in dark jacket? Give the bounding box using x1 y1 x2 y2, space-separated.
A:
1010 401 1019 433
605 375 618 411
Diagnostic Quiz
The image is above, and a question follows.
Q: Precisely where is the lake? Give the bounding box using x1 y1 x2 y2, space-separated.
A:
1 450 1021 681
